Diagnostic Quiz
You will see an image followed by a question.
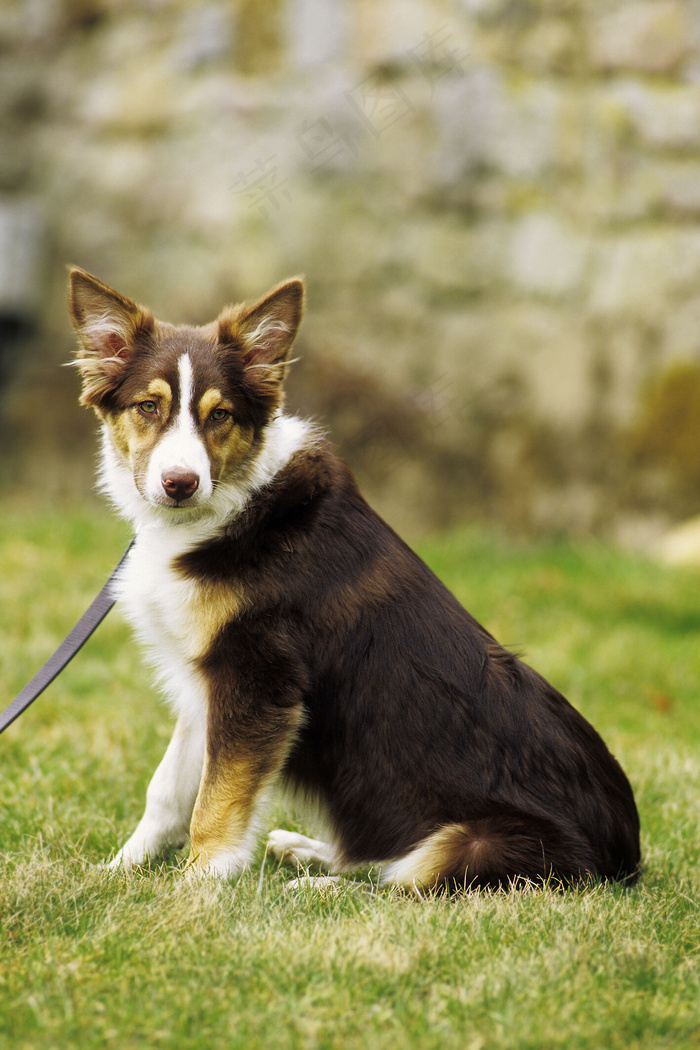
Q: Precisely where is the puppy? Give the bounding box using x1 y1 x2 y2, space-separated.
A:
69 268 641 891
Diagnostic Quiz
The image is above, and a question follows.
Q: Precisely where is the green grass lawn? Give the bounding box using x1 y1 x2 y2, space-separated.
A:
0 506 698 1049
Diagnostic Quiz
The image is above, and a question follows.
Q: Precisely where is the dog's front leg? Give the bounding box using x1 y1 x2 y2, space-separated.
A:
188 702 303 878
108 712 205 870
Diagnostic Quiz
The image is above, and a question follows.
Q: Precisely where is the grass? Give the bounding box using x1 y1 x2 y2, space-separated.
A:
0 504 698 1049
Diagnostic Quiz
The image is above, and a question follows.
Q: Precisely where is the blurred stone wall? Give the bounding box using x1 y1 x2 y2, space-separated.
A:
2 0 700 537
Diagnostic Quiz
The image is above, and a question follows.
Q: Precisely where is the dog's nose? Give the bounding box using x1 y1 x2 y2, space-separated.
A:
161 469 199 502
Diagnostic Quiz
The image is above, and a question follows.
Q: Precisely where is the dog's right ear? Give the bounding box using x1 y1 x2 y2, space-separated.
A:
68 267 154 408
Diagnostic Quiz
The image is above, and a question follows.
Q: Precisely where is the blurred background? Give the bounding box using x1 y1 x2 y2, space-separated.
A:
2 0 700 542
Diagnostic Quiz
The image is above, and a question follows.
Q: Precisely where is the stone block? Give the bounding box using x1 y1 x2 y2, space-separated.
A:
432 303 594 429
83 140 154 201
488 80 562 178
592 322 654 422
171 3 234 70
492 304 593 428
352 0 471 70
603 79 700 151
433 70 562 181
589 1 693 75
367 87 437 196
314 211 398 285
661 294 700 361
285 0 349 68
0 197 46 317
657 162 700 216
456 0 504 14
589 158 700 222
507 213 591 298
431 67 504 182
579 163 661 225
589 224 700 331
666 229 700 291
401 217 503 293
520 18 580 75
76 58 181 134
588 231 683 322
432 306 511 389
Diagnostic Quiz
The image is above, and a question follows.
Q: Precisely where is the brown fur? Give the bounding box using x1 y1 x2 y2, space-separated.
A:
189 699 305 872
69 268 641 891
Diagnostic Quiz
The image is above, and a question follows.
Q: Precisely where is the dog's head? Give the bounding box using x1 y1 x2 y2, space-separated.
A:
68 268 304 525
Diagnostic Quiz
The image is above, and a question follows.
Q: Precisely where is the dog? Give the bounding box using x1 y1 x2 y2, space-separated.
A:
68 267 641 892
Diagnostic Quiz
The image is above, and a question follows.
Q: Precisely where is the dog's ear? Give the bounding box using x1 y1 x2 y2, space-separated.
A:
68 267 154 408
218 277 304 385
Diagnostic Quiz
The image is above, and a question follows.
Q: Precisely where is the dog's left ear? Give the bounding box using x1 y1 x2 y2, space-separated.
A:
68 267 154 408
219 277 304 383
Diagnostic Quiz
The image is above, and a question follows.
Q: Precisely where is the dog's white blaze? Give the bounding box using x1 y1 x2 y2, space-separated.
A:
144 353 213 506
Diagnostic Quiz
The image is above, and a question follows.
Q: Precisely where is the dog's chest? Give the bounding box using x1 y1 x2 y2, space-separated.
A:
115 530 212 668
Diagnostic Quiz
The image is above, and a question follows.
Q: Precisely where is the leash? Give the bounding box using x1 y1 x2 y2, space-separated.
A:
0 538 135 736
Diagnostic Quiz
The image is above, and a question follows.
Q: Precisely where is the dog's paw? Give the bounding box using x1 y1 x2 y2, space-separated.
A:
105 846 144 871
267 829 307 862
284 874 342 894
185 842 253 881
266 829 337 868
105 839 157 871
91 854 141 875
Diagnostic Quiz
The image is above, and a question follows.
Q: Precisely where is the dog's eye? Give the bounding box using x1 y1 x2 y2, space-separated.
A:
138 400 158 415
210 408 229 422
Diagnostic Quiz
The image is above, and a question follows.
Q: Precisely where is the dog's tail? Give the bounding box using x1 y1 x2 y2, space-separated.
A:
382 809 640 893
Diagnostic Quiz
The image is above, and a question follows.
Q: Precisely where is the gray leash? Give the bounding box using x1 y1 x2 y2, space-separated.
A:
0 539 135 735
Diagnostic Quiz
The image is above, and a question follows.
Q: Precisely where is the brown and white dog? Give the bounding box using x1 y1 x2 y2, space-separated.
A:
69 268 641 891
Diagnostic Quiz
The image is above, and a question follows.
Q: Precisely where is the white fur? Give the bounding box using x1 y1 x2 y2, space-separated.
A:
102 350 314 871
198 838 258 879
108 535 211 867
143 354 213 507
379 836 441 890
99 407 313 540
266 825 439 893
283 875 342 893
244 315 289 350
80 307 131 350
198 785 274 878
99 347 463 888
267 829 341 870
108 711 206 869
